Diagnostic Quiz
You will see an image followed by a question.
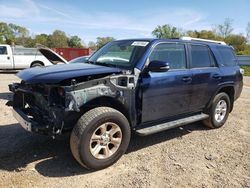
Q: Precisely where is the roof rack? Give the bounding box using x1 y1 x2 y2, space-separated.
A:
180 36 226 45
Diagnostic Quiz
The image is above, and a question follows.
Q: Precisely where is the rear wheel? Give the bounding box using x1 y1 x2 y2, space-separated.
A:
70 107 131 170
31 62 43 67
203 92 230 128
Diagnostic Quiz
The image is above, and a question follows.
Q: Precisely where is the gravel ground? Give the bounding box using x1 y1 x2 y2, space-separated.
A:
0 73 250 188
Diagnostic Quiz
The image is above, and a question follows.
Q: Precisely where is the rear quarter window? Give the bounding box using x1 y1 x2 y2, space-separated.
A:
216 46 237 66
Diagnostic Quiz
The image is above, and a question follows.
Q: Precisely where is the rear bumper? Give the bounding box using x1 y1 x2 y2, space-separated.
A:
235 80 243 101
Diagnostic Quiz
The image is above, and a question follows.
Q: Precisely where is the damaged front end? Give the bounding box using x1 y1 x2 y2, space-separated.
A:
9 82 67 136
8 73 138 137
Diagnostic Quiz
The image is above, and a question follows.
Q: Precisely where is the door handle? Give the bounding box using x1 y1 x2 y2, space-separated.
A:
182 77 192 82
212 74 221 79
7 56 10 60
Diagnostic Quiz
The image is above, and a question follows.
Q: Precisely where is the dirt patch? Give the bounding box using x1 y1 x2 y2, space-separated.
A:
0 73 250 188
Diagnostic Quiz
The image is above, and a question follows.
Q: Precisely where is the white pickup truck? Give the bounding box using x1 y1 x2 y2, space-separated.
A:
0 44 66 70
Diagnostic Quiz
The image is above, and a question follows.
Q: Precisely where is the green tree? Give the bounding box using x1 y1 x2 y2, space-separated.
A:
9 23 29 38
225 34 247 53
187 30 222 40
96 37 115 49
9 23 29 46
152 24 183 39
237 45 250 55
0 22 14 44
48 30 68 48
15 37 35 47
68 35 83 48
215 18 234 38
88 41 97 51
34 34 49 47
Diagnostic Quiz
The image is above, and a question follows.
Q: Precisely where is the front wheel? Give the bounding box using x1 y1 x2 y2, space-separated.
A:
203 92 231 128
70 107 131 170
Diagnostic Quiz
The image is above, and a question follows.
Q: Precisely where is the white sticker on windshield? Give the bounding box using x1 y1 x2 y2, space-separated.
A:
131 41 149 47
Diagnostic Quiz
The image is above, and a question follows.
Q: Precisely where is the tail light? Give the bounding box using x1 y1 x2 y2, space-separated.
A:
240 68 244 75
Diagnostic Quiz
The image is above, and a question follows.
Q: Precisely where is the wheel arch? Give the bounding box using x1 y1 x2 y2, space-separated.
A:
30 60 44 67
206 85 235 113
79 96 131 125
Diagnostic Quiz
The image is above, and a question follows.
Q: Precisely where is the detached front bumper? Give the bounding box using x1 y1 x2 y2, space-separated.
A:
8 83 67 135
12 106 66 135
12 108 35 132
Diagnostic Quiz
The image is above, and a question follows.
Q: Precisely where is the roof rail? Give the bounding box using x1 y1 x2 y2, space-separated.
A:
181 36 226 45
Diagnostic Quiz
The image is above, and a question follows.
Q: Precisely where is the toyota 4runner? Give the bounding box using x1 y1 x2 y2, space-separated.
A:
8 37 243 170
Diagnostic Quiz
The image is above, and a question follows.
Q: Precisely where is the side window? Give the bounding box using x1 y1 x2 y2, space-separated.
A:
190 45 214 68
13 48 41 55
149 43 186 69
216 46 237 66
0 46 7 55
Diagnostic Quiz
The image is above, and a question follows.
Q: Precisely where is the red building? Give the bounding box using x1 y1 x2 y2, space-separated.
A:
52 47 92 61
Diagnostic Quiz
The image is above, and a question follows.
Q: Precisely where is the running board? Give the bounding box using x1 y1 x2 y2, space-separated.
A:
135 113 209 136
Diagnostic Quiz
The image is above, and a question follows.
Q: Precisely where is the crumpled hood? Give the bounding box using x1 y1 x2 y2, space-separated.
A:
17 63 122 84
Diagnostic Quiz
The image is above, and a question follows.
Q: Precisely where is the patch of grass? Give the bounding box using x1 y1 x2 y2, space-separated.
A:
241 66 250 76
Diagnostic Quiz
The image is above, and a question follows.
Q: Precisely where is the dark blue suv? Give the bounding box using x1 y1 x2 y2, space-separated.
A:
8 37 243 170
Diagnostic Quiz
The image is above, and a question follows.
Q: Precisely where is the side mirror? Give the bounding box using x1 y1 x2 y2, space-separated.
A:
147 60 170 72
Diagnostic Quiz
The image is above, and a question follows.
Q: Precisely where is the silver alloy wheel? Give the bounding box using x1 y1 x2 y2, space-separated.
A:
89 122 122 159
214 100 227 123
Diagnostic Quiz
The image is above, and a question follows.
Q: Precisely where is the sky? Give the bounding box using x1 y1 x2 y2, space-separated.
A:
0 0 249 44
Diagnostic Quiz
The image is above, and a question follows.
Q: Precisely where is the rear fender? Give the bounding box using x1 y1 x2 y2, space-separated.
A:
205 84 235 113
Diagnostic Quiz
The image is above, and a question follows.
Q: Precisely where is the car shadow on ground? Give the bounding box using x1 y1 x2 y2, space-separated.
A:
0 71 18 74
127 122 209 154
0 122 209 177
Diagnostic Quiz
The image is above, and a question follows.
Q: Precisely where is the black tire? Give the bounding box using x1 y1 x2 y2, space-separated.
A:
70 107 131 170
203 92 231 128
31 62 43 67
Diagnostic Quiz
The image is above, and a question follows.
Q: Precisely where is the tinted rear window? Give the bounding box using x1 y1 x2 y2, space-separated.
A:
216 46 237 66
190 45 214 68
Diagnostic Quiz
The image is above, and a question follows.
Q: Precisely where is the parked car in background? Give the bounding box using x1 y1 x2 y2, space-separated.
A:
0 45 67 70
68 55 90 64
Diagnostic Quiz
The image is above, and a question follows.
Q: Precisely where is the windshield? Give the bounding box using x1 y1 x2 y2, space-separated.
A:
88 40 149 69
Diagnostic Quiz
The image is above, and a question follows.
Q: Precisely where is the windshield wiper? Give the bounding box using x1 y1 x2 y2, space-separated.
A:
86 60 95 64
95 62 118 68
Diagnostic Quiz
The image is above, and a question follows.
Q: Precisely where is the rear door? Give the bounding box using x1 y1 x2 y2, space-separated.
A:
0 46 13 69
141 42 193 123
189 44 221 112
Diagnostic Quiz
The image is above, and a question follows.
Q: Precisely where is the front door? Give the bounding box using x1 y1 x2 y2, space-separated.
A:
141 43 192 123
0 46 12 69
